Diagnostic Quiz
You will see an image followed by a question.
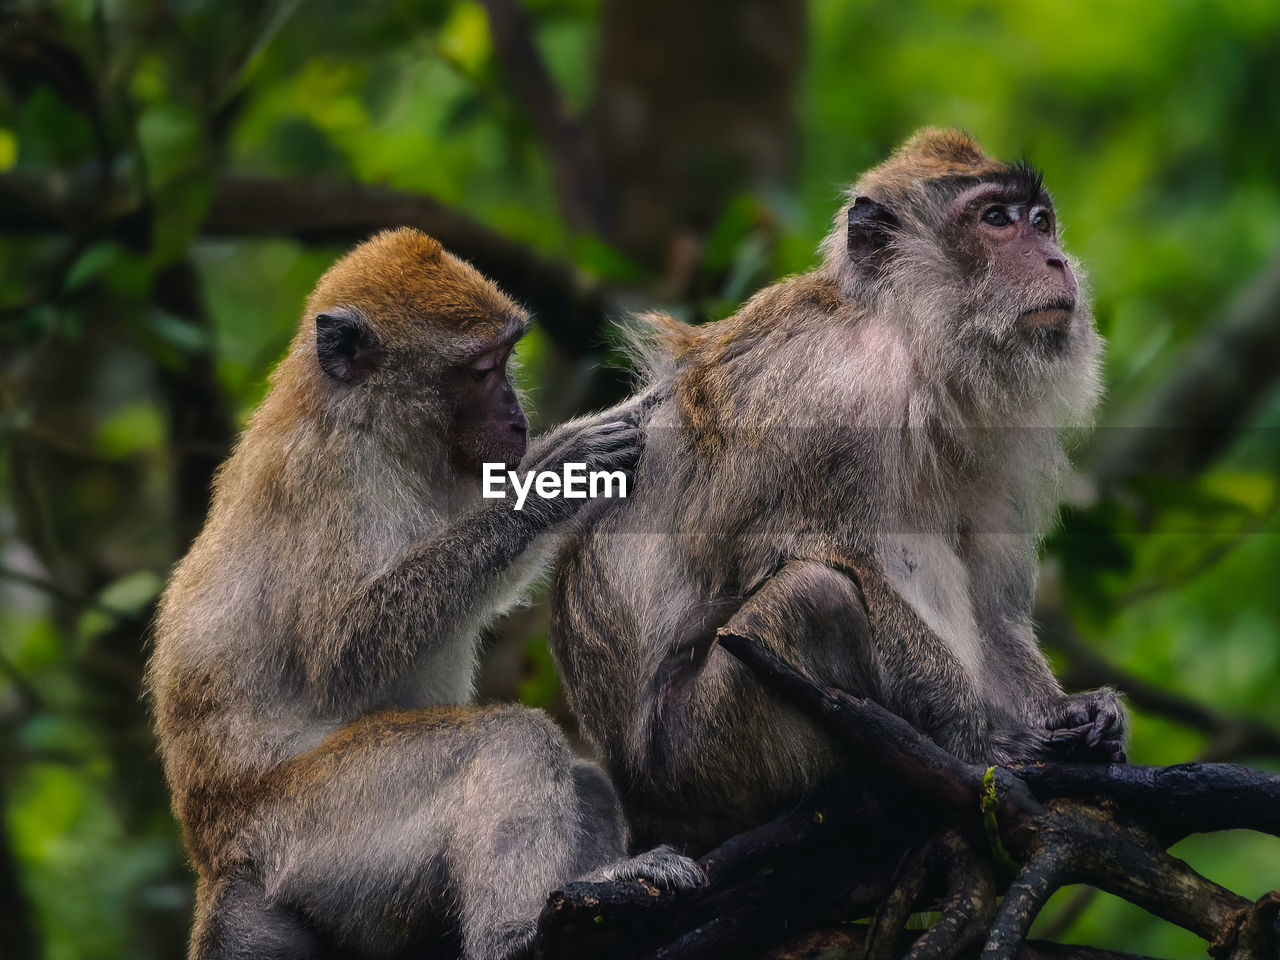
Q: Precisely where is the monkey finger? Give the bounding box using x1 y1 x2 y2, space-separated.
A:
590 424 642 447
597 448 642 468
1065 704 1092 726
584 419 632 436
558 423 637 461
1086 716 1118 749
587 434 643 465
1046 723 1092 741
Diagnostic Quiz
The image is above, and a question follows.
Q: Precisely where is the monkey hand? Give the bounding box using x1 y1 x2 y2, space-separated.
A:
582 845 707 892
1042 689 1128 763
519 413 641 523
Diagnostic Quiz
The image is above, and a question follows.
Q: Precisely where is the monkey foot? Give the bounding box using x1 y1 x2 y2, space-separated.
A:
586 845 707 892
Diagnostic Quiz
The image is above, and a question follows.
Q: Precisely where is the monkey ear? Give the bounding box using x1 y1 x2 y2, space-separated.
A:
316 309 381 383
846 196 900 273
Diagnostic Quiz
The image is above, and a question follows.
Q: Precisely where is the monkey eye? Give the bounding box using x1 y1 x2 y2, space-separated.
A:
981 206 1011 227
469 349 509 382
1031 210 1052 233
470 362 501 383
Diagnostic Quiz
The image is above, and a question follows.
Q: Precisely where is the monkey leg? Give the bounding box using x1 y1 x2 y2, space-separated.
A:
627 560 881 848
262 705 690 960
563 757 702 888
440 719 701 959
632 558 1005 850
451 715 618 960
189 874 322 960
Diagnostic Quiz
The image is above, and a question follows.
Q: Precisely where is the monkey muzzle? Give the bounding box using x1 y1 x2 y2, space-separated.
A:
1018 299 1075 331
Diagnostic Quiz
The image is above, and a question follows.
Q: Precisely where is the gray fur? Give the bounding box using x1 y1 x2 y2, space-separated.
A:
146 230 702 960
550 132 1127 854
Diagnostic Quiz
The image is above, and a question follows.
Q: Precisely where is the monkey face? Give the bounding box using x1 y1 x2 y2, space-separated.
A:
846 182 1088 363
944 177 1080 347
299 228 536 481
445 333 530 477
840 128 1093 349
835 132 1101 420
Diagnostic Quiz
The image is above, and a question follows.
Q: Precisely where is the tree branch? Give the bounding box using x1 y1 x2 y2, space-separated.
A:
0 171 614 358
1088 251 1280 488
642 631 1280 959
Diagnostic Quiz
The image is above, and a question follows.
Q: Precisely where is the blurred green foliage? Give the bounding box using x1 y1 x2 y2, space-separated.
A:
2 1 1279 957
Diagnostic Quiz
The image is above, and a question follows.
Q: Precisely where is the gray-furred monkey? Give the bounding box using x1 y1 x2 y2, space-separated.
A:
550 129 1127 854
147 228 701 960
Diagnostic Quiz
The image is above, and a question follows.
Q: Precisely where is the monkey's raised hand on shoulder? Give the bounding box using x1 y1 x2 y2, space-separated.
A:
518 413 642 522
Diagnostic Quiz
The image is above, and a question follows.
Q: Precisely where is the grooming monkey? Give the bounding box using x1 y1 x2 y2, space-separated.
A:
147 228 701 960
550 129 1127 853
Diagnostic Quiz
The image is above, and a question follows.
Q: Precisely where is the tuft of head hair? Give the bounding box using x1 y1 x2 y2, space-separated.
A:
614 311 703 383
302 227 520 346
853 127 1009 201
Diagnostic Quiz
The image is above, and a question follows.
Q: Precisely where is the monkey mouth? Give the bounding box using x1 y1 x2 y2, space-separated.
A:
1019 299 1075 330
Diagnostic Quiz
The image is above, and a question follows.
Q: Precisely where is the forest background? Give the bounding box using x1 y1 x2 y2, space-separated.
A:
1 1 1279 957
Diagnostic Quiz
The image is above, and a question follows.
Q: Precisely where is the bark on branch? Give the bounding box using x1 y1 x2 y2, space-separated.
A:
534 633 1280 960
479 0 608 234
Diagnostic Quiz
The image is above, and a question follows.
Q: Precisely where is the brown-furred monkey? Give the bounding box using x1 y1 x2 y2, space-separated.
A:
550 129 1127 855
147 229 701 960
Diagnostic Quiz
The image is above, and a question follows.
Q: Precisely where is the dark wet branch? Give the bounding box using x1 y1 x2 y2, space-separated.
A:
534 633 1280 960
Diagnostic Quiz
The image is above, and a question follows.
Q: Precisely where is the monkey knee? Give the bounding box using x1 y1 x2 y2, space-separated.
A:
469 707 576 798
783 561 868 625
490 706 572 763
724 560 871 684
192 879 319 960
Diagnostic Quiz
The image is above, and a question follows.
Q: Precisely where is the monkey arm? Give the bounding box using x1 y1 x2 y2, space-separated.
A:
970 549 1128 763
778 558 1022 765
306 411 641 712
309 503 549 711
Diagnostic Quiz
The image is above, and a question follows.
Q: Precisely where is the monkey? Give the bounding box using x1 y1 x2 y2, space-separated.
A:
548 129 1128 855
146 228 703 960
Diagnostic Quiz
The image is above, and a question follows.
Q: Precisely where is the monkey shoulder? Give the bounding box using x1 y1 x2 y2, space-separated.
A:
671 273 846 411
738 269 841 320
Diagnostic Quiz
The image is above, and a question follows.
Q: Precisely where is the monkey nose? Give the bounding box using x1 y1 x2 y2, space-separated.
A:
1048 257 1078 296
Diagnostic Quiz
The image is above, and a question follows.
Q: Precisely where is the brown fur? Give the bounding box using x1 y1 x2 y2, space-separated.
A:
853 127 1008 200
306 227 514 341
147 229 700 960
553 130 1125 854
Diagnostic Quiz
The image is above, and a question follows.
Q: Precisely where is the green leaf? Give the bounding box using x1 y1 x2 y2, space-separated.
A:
0 127 17 170
97 570 164 615
94 402 166 459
